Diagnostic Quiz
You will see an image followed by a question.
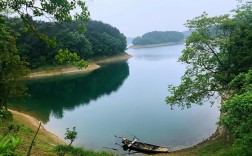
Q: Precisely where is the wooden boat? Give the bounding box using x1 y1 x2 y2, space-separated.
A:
121 137 170 153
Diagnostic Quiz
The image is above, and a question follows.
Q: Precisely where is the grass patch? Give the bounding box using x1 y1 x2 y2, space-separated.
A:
193 130 234 156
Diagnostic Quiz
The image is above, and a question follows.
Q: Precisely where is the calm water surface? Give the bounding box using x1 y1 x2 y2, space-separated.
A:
11 44 220 152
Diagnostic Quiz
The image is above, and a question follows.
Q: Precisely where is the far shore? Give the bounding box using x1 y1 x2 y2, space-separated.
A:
128 41 184 49
29 52 132 79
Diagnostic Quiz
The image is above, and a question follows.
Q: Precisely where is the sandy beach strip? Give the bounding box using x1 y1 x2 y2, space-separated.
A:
29 53 132 79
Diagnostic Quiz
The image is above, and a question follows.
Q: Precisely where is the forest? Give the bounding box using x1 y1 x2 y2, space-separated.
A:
7 18 127 69
132 31 184 45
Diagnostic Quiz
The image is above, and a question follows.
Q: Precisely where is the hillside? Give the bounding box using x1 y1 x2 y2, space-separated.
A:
132 31 184 46
7 18 127 69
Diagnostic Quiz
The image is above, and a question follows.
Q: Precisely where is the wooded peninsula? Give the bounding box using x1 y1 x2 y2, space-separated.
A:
132 31 184 46
7 18 127 69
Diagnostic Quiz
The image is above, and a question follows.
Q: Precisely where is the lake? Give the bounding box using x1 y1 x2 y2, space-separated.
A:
10 43 220 152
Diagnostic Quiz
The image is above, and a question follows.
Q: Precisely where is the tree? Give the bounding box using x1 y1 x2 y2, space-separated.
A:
0 0 89 31
166 2 252 108
218 69 252 156
0 0 90 112
56 30 93 58
0 16 28 111
5 19 127 68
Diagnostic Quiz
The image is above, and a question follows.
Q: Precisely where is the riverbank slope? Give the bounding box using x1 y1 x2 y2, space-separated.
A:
0 110 64 155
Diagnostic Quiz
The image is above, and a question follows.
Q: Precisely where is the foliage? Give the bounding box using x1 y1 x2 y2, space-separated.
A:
0 16 29 111
219 92 252 138
166 2 252 108
55 144 114 156
166 2 252 154
0 0 90 112
0 136 22 156
228 69 252 95
219 92 252 155
0 0 89 23
65 127 77 146
6 19 127 69
56 30 93 58
55 49 88 69
219 69 252 156
0 0 89 53
0 122 22 156
0 109 12 122
55 127 114 156
86 20 127 56
132 31 184 45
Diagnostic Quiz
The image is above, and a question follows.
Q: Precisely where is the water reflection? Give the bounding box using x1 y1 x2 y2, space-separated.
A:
10 61 129 123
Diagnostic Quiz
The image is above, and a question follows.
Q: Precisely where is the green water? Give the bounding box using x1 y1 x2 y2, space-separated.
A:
10 44 220 152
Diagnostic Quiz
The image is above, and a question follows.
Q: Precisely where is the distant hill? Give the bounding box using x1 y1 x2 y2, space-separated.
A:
132 31 184 45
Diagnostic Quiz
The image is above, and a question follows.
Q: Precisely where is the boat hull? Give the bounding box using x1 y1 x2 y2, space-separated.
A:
122 138 170 153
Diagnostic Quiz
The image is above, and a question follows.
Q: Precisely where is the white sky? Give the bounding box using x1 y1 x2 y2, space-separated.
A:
86 0 246 37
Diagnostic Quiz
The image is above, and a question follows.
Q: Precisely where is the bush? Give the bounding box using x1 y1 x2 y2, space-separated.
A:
219 92 252 155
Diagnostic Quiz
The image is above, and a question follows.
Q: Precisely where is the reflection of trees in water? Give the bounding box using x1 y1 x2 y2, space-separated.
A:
10 61 129 123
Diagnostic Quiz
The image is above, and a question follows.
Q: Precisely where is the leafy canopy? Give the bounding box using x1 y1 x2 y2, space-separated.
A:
0 16 29 110
166 2 252 108
0 0 90 111
165 2 252 155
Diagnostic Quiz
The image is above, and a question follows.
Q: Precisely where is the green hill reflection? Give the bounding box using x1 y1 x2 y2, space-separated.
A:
10 61 129 123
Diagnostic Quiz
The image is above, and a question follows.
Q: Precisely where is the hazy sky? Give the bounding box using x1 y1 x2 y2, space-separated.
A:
86 0 246 37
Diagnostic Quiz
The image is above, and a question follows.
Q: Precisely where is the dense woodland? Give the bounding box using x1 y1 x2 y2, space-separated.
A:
132 31 184 45
8 18 127 69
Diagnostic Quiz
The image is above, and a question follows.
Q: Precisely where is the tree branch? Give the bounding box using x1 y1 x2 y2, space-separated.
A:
204 41 225 68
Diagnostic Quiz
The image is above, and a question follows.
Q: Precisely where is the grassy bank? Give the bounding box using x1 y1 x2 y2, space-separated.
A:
0 111 61 155
0 111 115 156
153 127 233 156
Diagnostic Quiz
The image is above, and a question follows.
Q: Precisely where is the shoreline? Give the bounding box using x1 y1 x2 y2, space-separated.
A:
9 109 65 145
9 109 225 156
10 108 223 156
128 42 184 49
10 51 226 155
29 52 132 79
7 53 133 151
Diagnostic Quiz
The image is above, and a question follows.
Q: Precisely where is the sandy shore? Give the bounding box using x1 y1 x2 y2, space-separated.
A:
10 110 64 145
30 53 132 79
